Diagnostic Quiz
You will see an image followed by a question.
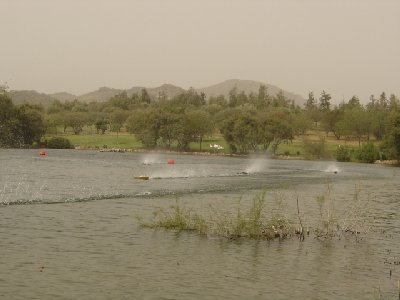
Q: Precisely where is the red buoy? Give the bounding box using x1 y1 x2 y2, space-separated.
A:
167 159 174 164
39 151 46 156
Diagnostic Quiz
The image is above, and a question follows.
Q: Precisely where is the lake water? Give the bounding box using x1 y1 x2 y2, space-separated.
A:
0 149 399 299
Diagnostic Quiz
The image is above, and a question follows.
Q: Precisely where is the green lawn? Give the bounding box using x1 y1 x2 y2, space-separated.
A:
45 133 142 149
46 127 366 158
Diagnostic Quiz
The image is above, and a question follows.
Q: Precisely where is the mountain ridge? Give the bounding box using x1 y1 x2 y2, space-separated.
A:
196 79 304 105
9 79 305 106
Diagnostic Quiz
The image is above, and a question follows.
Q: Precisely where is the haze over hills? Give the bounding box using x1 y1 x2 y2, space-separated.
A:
196 79 305 105
74 84 187 103
9 79 305 106
9 90 57 107
49 92 76 102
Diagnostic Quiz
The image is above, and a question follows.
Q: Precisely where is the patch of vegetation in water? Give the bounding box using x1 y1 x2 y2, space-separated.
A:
137 186 373 241
138 191 295 240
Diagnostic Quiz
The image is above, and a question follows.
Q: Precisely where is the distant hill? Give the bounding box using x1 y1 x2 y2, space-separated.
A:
50 92 77 102
9 90 57 107
9 80 305 106
75 84 186 102
77 87 124 102
135 84 186 100
196 79 305 105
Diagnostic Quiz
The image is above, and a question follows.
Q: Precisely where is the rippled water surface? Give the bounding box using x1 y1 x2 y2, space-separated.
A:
0 149 399 299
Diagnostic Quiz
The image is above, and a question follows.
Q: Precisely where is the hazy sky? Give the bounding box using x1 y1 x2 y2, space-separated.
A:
1 0 399 103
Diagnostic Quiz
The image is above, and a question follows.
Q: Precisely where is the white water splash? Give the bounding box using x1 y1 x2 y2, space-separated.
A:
245 158 269 174
151 167 208 179
141 154 162 165
324 163 340 174
0 178 48 205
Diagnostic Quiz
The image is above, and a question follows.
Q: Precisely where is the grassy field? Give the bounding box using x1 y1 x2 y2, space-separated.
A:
46 126 368 158
52 133 142 149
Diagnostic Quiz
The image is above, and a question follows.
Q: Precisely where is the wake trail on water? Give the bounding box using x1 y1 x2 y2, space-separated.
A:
0 183 259 206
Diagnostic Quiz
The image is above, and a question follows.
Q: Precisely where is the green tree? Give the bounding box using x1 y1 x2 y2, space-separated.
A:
47 99 64 114
0 91 19 146
126 108 161 147
64 112 89 135
110 110 129 137
231 112 259 153
379 92 388 110
347 95 361 108
186 110 213 150
292 111 313 135
45 113 64 134
14 104 46 145
341 106 370 146
389 94 399 111
95 118 109 134
272 90 290 108
305 91 320 126
0 91 46 146
158 111 180 148
321 106 343 138
382 111 400 160
170 89 206 108
208 95 227 107
254 84 271 108
140 88 151 104
109 91 134 110
228 86 239 107
257 109 293 154
319 90 331 112
218 108 241 153
47 137 73 149
355 142 379 163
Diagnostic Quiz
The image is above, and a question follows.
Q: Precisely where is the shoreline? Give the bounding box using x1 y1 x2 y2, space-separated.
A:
2 146 399 165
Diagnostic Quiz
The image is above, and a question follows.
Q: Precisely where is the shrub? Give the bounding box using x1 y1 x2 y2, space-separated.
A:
47 137 73 149
355 142 379 163
303 137 327 159
336 145 351 162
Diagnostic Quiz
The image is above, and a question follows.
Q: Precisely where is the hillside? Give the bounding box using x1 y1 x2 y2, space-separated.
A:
50 92 77 102
196 79 305 105
77 87 124 102
139 83 186 100
9 90 56 107
76 84 186 102
9 80 305 106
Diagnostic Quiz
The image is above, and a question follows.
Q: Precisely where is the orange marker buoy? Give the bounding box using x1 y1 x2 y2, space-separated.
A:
167 159 174 164
39 151 46 156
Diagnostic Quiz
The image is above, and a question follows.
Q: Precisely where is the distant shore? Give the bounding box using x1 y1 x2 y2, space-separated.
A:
74 146 399 165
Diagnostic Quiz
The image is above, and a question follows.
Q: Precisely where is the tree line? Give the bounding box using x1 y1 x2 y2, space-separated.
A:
1 84 400 161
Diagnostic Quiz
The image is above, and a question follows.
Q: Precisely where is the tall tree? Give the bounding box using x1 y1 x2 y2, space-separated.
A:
0 91 45 147
140 88 151 104
186 110 213 150
64 112 89 135
305 91 320 126
110 110 129 137
319 90 331 112
383 111 400 160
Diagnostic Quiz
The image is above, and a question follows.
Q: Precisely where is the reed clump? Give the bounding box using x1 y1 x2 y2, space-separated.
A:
138 191 296 240
138 185 372 241
313 183 374 240
137 200 208 235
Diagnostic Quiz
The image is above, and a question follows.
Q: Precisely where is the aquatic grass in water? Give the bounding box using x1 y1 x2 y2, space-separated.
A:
314 182 339 238
138 186 373 241
138 191 297 240
137 200 208 235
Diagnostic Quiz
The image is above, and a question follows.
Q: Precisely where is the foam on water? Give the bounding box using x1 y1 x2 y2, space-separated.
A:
324 163 340 174
245 158 269 174
141 154 163 165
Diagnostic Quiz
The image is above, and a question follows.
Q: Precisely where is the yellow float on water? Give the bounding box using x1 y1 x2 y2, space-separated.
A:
134 176 149 180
